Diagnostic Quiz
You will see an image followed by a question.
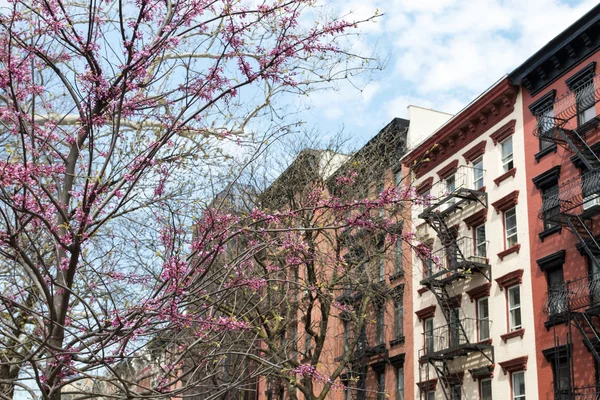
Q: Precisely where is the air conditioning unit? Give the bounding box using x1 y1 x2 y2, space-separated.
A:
583 194 600 210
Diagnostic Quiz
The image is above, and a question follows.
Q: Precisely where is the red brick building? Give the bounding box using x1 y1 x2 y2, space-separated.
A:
509 4 600 399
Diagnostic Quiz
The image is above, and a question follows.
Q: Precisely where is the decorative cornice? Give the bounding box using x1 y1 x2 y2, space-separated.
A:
437 160 459 179
537 250 566 272
499 356 528 375
495 269 524 290
491 190 519 214
542 344 571 361
403 79 517 178
415 305 436 321
389 353 406 367
464 209 487 229
462 141 487 163
532 165 561 189
565 61 597 89
489 120 516 145
371 360 386 372
417 287 429 296
466 283 491 302
416 177 434 194
493 168 517 186
501 328 525 343
498 244 521 260
470 365 495 380
529 89 556 115
417 378 437 391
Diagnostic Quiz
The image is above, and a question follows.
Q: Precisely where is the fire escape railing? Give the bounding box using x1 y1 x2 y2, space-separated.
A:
416 166 491 400
534 71 600 400
419 318 493 361
422 237 490 285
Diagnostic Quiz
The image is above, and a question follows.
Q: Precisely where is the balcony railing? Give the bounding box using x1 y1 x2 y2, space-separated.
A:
534 72 600 139
417 166 487 217
423 237 489 282
539 169 600 219
543 274 600 316
420 318 491 360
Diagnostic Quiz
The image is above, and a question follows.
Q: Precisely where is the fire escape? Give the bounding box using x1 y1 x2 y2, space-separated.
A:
417 167 494 400
538 73 600 399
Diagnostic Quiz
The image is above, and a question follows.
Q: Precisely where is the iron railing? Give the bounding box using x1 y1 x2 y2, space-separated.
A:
423 237 489 280
538 169 600 218
429 165 486 201
420 318 487 358
534 72 600 139
558 386 600 399
543 274 600 315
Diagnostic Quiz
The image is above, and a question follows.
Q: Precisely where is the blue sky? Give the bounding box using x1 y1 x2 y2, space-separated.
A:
298 0 600 147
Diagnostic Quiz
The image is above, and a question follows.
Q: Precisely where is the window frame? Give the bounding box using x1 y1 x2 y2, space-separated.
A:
504 207 518 249
541 185 560 230
477 297 490 341
575 79 596 126
395 366 404 400
474 224 487 258
472 157 484 190
376 305 385 345
394 297 404 339
501 136 514 173
537 106 555 150
511 371 525 400
508 285 522 332
424 317 434 355
377 369 386 400
395 240 403 274
479 378 492 400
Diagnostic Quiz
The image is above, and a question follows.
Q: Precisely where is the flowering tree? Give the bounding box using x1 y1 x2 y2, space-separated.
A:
0 0 384 399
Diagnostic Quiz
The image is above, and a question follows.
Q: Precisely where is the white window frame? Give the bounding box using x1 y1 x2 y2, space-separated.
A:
512 371 525 400
480 378 492 400
472 157 484 190
501 136 514 173
475 224 486 258
504 207 518 249
445 174 456 201
477 297 490 341
508 285 522 332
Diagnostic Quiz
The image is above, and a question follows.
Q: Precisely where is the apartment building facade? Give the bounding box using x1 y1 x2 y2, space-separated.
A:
402 78 539 400
509 5 600 399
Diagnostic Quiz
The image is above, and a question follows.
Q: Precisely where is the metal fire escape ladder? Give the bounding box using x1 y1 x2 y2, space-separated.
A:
564 214 600 269
572 312 600 365
558 125 600 170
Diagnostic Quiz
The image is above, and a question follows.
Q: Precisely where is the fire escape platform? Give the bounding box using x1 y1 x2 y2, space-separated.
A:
418 188 487 220
420 259 490 287
420 343 494 363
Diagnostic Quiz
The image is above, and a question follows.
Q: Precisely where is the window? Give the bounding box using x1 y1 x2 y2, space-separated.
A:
541 185 560 230
480 379 492 400
423 248 433 279
537 107 555 149
501 137 514 173
512 371 525 400
395 367 404 400
504 207 518 248
552 357 571 398
449 308 460 348
395 240 403 274
582 170 600 210
395 170 403 186
473 157 484 190
394 298 404 339
547 268 565 316
475 224 487 258
445 174 456 203
575 79 596 126
478 297 490 341
343 320 350 353
378 258 385 282
508 285 522 332
425 318 434 355
421 189 432 207
427 391 436 400
377 370 386 400
376 306 385 345
451 385 462 400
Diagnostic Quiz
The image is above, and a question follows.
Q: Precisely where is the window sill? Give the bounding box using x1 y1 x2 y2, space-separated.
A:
539 225 562 242
501 328 525 343
497 244 521 260
534 143 557 162
493 167 517 186
477 338 493 346
389 271 404 283
389 336 405 347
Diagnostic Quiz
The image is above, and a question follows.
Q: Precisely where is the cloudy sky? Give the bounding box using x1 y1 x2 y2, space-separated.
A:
299 0 599 146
